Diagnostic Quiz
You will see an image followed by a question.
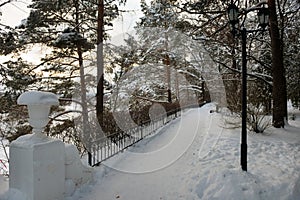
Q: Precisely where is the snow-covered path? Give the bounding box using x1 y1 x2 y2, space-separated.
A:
71 104 300 200
72 105 213 200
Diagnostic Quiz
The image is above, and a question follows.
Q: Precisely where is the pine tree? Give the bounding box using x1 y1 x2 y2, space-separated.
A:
136 0 186 103
104 0 209 114
0 59 43 141
0 0 124 148
0 1 19 55
283 0 300 109
0 1 40 140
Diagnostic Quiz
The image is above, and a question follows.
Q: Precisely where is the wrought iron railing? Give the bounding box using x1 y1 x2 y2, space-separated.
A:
88 108 181 166
0 158 8 176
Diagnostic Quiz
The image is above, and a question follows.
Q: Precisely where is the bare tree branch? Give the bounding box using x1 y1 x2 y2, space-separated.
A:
216 60 272 87
0 0 12 8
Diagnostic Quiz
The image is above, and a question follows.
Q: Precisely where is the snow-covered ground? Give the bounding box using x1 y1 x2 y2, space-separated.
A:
1 103 300 200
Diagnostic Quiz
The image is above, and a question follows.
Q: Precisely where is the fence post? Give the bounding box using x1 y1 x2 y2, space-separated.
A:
88 152 92 166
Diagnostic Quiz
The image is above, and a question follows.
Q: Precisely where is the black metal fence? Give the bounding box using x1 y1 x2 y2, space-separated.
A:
88 109 181 166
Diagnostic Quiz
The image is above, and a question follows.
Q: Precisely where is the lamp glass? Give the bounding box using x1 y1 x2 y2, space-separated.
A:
227 4 239 24
258 7 269 27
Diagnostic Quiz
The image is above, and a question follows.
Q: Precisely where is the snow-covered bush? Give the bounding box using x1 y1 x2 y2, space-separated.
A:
247 104 271 133
223 103 271 133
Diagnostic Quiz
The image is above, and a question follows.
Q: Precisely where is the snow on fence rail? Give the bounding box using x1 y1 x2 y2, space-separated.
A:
88 108 182 166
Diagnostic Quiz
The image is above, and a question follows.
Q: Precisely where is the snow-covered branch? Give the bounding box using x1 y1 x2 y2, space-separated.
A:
245 1 268 13
49 110 82 122
180 85 202 92
216 60 272 86
178 69 201 80
59 98 82 106
133 95 169 104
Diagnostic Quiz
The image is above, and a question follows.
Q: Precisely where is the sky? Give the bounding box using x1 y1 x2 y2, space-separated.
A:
0 0 30 27
0 0 145 64
0 0 143 38
107 1 144 44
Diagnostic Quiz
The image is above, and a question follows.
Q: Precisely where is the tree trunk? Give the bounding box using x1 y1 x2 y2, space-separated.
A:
75 0 92 163
165 62 172 103
268 0 286 128
175 71 180 102
96 0 104 127
163 30 172 103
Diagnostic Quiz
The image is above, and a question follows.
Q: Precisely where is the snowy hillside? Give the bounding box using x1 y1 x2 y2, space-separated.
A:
1 103 300 200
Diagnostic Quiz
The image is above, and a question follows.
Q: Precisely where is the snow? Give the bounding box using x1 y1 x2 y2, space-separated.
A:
9 133 56 147
17 91 59 134
0 174 9 195
0 103 299 200
17 91 59 106
9 134 65 200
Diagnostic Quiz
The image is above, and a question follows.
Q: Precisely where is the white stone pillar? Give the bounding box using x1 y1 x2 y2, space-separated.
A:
9 135 65 200
9 91 65 200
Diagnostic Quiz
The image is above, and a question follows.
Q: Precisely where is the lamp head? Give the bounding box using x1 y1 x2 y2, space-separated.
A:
257 6 269 29
227 3 239 26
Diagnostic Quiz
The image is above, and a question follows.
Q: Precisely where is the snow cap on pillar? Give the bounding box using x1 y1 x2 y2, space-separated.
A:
17 91 59 134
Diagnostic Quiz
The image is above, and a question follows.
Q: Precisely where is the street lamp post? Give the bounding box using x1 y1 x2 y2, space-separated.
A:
227 2 269 171
241 27 247 171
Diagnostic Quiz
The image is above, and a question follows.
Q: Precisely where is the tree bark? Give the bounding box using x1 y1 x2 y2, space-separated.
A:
163 38 172 103
165 60 172 103
268 0 286 128
75 0 92 163
96 0 104 127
